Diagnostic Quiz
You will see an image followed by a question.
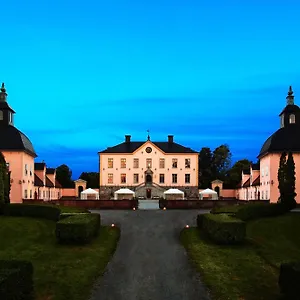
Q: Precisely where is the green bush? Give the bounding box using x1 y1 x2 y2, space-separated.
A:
3 204 61 221
236 203 287 221
0 260 34 300
210 205 240 215
197 214 204 228
279 262 300 298
55 213 101 244
59 212 91 220
202 213 246 244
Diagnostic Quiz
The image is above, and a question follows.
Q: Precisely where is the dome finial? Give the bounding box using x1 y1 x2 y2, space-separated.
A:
286 85 294 105
1 83 6 93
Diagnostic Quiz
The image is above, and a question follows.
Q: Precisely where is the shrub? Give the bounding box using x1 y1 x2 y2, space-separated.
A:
196 214 204 228
3 204 61 221
202 213 246 244
236 203 287 221
59 212 91 220
210 205 240 215
279 262 300 298
56 213 101 244
0 260 34 300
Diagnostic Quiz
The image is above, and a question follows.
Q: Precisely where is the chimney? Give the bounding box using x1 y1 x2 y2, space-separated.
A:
125 135 131 143
168 135 173 143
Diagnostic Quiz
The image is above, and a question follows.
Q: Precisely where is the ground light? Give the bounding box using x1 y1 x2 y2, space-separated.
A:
111 224 115 227
133 207 136 210
163 207 166 210
185 225 189 228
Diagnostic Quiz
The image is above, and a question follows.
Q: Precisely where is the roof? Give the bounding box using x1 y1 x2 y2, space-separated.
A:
0 101 15 113
114 188 135 194
45 176 54 187
199 188 218 194
81 188 99 194
46 168 55 174
35 163 45 170
251 163 260 170
34 174 44 186
279 104 300 116
243 178 250 188
55 179 62 188
258 124 300 158
100 141 198 154
0 125 37 157
164 188 184 194
252 175 260 186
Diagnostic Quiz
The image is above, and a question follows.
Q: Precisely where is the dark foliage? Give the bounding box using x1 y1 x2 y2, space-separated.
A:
279 262 300 298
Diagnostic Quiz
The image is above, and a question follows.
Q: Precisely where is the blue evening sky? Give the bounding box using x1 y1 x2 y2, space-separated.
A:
1 0 300 179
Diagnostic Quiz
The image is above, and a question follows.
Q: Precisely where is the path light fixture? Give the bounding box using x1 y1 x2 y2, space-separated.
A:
163 207 166 210
185 225 189 228
111 224 115 227
133 207 136 210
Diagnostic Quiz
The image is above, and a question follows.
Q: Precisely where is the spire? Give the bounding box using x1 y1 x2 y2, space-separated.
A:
0 82 7 102
286 85 294 105
147 129 150 141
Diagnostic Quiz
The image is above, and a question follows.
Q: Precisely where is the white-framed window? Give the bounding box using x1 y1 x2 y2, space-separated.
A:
30 190 32 199
185 158 191 168
25 164 28 175
159 158 165 168
266 190 268 199
24 189 28 199
146 158 152 168
121 158 126 168
262 191 264 199
108 173 113 184
265 166 268 176
133 174 139 184
121 173 126 183
172 159 178 168
108 158 113 168
290 114 295 124
185 174 190 184
133 158 139 168
172 174 177 183
159 174 164 184
9 112 12 124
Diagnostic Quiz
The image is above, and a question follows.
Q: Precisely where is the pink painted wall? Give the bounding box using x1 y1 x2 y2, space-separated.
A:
2 151 35 203
61 188 76 197
221 189 236 198
99 141 198 186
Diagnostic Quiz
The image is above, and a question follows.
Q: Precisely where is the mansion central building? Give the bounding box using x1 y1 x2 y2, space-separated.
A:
98 135 199 199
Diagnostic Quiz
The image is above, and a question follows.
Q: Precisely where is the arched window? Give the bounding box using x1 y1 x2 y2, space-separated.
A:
289 114 295 124
0 110 3 120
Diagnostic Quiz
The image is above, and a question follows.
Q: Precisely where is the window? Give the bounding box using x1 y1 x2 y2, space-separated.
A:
25 164 28 175
30 165 32 176
0 110 3 120
121 173 126 183
43 191 45 198
159 174 165 184
24 189 28 199
159 158 165 168
121 158 126 168
133 174 139 184
262 168 264 177
185 158 191 168
30 190 32 199
133 158 139 168
9 112 12 124
108 173 113 184
185 174 190 184
172 159 178 168
250 192 252 199
108 158 113 168
172 174 177 183
262 191 264 199
281 115 284 128
266 190 268 199
290 114 295 124
265 167 268 176
146 158 152 168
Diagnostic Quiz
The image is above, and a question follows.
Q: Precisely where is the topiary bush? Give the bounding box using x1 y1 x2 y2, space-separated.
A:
59 212 91 220
279 262 300 298
55 213 101 244
210 205 240 215
202 213 246 244
0 260 34 300
3 204 61 221
196 214 204 228
235 203 287 221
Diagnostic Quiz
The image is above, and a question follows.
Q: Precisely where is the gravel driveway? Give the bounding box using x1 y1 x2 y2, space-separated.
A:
89 209 211 300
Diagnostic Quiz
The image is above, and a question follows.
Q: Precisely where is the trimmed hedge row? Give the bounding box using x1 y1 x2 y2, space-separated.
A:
279 262 300 298
59 212 91 220
55 213 101 244
210 205 241 215
202 213 246 244
2 204 61 221
236 203 287 221
0 260 34 300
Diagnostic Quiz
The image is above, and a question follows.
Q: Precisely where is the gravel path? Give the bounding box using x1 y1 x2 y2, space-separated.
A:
89 209 211 300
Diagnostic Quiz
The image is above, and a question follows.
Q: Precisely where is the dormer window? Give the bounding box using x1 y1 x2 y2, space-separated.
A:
280 115 284 128
289 114 295 124
0 110 3 120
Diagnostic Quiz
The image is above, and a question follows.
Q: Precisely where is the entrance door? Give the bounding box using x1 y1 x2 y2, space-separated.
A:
146 188 151 199
146 174 152 184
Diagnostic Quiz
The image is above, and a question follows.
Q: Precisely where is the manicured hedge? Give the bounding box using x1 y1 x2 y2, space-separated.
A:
0 260 34 300
59 212 91 220
3 204 61 221
279 262 300 298
55 213 101 244
202 213 246 244
210 205 240 215
235 203 287 221
197 214 204 228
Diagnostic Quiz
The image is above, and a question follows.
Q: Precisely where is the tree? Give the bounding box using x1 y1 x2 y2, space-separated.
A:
79 172 99 188
278 152 287 202
285 152 297 209
0 152 10 204
225 159 252 188
211 144 232 181
198 147 213 188
56 164 75 188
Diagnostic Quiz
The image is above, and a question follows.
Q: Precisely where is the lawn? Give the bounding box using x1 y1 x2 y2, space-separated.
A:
0 215 120 300
180 212 300 300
